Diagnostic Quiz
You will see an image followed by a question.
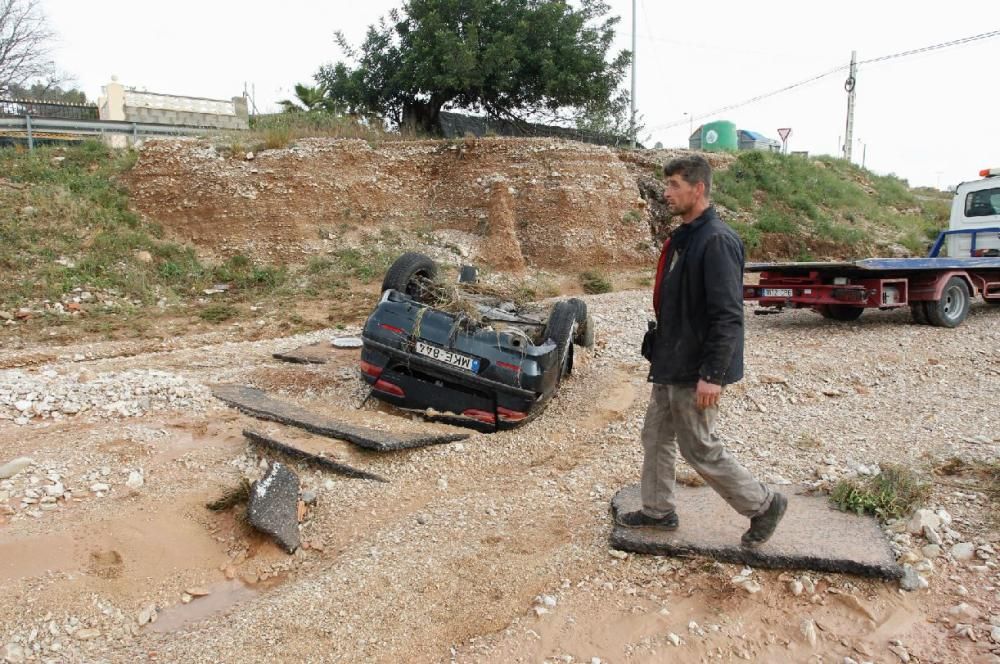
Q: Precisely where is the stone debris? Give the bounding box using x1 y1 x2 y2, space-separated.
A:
0 369 213 425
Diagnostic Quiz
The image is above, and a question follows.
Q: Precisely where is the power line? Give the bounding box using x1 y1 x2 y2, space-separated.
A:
858 29 1000 65
648 28 1000 133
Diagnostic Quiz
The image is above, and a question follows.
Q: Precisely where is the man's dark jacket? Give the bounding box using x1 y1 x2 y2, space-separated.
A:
649 206 745 386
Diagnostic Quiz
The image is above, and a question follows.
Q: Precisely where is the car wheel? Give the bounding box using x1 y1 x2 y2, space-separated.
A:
544 301 579 381
565 298 594 347
926 277 970 328
815 304 865 321
382 252 438 303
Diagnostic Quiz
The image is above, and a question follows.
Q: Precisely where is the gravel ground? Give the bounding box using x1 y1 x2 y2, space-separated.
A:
0 292 998 663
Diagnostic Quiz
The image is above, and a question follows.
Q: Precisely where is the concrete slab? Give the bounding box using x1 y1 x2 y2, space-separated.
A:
212 385 470 451
243 430 387 483
610 484 903 580
272 341 339 365
247 461 300 554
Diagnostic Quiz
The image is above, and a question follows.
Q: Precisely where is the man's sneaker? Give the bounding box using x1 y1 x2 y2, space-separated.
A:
615 509 679 531
741 492 787 548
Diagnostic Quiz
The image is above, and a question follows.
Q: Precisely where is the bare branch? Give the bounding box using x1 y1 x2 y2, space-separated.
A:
0 0 59 96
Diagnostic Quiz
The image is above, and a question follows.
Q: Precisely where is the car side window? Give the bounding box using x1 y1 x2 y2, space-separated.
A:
965 188 1000 217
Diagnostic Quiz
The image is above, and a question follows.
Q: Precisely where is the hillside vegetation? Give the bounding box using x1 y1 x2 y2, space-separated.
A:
713 150 950 261
0 139 953 343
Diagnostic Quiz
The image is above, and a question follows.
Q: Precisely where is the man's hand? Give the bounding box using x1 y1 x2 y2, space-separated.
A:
695 379 722 410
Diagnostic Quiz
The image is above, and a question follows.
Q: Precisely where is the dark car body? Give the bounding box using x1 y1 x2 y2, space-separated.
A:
359 289 569 430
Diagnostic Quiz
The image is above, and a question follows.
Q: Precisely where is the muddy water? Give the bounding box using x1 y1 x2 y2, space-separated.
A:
148 579 260 633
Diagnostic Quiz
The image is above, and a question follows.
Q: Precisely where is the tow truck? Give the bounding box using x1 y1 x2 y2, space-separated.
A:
743 167 1000 327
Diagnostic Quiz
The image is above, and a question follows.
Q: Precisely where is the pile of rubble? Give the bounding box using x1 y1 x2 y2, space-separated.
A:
0 368 214 425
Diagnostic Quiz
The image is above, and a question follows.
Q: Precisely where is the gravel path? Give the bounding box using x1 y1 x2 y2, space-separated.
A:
0 292 998 663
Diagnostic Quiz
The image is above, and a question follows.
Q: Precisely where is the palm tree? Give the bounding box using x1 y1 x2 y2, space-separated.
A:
278 83 337 113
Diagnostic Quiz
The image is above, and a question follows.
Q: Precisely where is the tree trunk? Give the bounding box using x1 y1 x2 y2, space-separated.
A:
401 98 443 136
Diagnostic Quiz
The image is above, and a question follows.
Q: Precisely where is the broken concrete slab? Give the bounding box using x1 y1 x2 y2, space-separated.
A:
247 461 301 554
243 430 387 483
272 341 339 365
610 484 903 580
212 385 469 451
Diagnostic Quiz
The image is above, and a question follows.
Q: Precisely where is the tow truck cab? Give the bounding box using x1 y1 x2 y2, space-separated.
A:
947 167 1000 258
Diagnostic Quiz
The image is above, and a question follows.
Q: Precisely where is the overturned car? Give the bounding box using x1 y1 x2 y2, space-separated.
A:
360 252 594 430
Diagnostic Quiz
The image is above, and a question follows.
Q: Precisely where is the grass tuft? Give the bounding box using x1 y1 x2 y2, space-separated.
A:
580 270 612 294
830 463 931 521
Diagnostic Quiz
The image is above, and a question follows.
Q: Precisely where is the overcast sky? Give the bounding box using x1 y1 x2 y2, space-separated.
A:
39 0 999 189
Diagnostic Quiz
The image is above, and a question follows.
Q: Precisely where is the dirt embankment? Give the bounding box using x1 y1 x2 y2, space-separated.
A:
124 137 667 270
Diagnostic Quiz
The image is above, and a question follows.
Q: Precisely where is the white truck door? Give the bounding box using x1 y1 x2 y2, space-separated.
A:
948 177 1000 257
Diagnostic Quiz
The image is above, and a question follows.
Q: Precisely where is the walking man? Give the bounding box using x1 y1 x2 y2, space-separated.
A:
617 155 787 548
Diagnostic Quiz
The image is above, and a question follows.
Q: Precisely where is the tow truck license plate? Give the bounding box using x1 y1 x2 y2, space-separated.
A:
761 288 793 298
415 341 480 372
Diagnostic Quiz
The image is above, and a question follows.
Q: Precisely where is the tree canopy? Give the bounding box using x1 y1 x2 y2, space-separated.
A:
315 0 631 135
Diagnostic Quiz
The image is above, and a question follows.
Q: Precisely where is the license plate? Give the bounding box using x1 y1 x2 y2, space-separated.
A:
761 288 793 298
414 340 480 372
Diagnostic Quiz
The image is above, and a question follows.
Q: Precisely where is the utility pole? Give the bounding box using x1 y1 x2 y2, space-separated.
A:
630 0 637 149
843 50 857 162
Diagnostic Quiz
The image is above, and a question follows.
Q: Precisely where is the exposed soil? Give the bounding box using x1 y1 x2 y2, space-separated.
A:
1 294 998 663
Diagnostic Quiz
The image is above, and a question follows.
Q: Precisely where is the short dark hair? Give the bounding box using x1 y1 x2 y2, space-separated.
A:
663 155 712 198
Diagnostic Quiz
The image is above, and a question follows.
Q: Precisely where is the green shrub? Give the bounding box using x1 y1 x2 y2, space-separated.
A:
580 270 612 294
831 464 931 521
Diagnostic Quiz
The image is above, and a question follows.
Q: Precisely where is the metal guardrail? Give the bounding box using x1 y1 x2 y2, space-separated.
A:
0 115 227 150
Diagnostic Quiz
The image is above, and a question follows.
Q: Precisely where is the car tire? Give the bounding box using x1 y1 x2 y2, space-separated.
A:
544 301 579 380
382 252 438 303
910 302 928 325
816 304 865 321
565 298 594 347
926 277 970 328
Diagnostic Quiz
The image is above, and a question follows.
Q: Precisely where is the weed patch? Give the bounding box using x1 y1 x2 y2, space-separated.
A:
580 270 613 294
830 463 931 521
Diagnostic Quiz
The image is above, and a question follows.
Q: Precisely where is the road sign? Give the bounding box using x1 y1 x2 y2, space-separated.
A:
777 128 792 141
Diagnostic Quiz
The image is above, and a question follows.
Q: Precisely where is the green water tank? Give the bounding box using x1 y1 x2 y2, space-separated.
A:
701 120 738 152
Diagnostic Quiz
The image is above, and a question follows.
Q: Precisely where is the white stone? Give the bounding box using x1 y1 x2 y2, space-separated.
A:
991 626 1000 644
951 542 975 561
921 544 941 559
73 628 99 641
2 643 25 663
907 509 940 534
0 457 34 479
541 595 557 609
936 509 952 526
923 526 941 545
948 602 980 621
800 619 818 648
90 483 110 493
789 580 804 596
667 633 681 646
126 471 144 490
13 400 32 413
44 483 64 498
437 477 448 490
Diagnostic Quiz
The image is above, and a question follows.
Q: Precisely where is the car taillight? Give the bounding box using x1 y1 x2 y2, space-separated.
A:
462 409 496 424
496 361 521 372
360 360 383 379
497 407 527 422
380 323 406 335
373 379 405 398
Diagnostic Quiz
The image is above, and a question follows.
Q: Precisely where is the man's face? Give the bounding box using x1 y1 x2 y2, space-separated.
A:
663 174 703 217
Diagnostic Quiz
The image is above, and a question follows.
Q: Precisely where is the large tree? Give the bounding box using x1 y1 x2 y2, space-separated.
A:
0 0 61 97
316 0 631 134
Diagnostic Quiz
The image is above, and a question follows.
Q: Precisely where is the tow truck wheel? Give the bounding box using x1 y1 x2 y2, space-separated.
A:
910 302 929 325
816 304 864 321
926 277 970 328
